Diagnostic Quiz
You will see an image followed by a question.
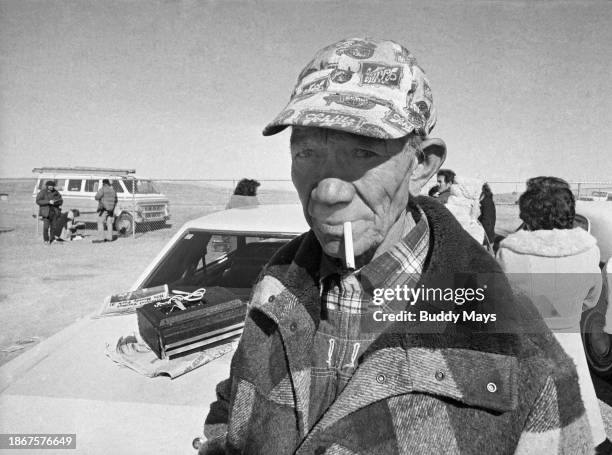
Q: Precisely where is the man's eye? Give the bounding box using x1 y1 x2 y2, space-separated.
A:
353 148 377 159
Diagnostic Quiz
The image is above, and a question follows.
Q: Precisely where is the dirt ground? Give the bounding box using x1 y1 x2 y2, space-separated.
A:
0 220 172 365
0 180 521 366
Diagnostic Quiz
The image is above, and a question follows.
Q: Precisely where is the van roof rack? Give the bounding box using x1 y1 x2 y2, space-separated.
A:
32 166 136 176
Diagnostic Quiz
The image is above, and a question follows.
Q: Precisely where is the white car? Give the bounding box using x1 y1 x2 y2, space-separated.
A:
577 201 612 380
0 204 308 454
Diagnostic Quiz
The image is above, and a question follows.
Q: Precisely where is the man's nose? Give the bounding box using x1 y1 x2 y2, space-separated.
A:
311 178 355 205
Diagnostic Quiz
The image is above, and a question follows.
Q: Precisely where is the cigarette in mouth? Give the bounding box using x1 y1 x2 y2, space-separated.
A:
343 221 355 270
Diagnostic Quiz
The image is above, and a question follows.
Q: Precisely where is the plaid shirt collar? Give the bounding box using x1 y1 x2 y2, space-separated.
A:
318 202 430 308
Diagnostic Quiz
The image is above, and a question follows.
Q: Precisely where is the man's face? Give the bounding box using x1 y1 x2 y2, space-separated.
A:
290 126 417 260
436 175 450 192
46 184 54 191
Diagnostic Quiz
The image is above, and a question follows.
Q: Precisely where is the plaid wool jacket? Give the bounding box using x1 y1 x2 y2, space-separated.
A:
201 197 593 454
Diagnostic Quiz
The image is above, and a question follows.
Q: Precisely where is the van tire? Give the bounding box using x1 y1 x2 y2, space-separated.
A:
114 213 134 237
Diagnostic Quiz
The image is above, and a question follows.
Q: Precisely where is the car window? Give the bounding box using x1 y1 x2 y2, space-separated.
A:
85 179 99 192
141 230 291 296
574 214 589 232
67 179 82 192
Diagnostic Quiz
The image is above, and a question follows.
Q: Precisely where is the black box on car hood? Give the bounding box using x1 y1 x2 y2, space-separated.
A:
137 287 246 359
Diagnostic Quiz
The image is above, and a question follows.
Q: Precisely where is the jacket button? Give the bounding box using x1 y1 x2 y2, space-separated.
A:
289 322 298 332
268 295 275 303
487 382 497 393
376 373 386 384
435 371 445 381
192 437 204 449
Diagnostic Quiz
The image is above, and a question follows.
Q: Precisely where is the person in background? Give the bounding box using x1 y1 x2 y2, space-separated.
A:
526 175 571 190
226 178 261 209
93 179 117 243
444 176 486 243
435 168 455 203
497 177 610 453
36 180 63 244
57 208 81 241
478 182 496 247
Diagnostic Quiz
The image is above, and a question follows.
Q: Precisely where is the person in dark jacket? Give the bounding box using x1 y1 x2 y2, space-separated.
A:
36 180 63 244
93 179 117 243
478 182 496 246
198 37 591 454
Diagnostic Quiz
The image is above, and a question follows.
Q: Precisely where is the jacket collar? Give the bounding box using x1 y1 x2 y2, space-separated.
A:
500 227 596 257
257 195 525 337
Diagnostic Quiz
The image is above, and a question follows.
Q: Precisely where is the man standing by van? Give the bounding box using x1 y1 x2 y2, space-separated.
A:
93 179 117 243
36 180 63 244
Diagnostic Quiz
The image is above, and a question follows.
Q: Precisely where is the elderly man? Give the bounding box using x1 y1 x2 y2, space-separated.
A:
200 38 591 454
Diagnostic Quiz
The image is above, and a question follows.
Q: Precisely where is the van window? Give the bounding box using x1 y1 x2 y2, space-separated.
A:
111 180 124 193
123 179 159 194
85 179 99 192
67 179 83 192
37 179 64 190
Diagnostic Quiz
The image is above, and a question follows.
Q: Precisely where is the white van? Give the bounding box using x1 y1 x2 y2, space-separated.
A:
32 166 170 234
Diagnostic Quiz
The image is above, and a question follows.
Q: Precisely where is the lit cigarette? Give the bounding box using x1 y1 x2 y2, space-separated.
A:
343 221 355 270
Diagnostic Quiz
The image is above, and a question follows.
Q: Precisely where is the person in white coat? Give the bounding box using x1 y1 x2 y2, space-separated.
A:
497 177 610 452
445 176 486 244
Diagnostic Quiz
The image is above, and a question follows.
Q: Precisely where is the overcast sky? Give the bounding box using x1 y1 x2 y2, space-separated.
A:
0 0 610 183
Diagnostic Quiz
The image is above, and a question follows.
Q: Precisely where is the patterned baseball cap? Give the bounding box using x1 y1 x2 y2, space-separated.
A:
262 37 436 139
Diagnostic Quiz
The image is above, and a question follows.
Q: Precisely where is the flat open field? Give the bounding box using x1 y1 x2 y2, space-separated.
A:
0 179 519 366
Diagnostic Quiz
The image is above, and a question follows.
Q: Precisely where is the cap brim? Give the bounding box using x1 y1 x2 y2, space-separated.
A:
261 91 420 140
262 123 290 137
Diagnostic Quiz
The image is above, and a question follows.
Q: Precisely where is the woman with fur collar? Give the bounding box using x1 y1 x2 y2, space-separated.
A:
497 177 609 452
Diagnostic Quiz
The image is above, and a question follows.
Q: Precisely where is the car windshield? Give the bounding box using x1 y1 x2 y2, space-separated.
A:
141 230 291 299
123 179 160 194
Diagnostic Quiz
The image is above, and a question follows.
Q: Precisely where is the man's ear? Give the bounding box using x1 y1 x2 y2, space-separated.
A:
409 137 446 195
